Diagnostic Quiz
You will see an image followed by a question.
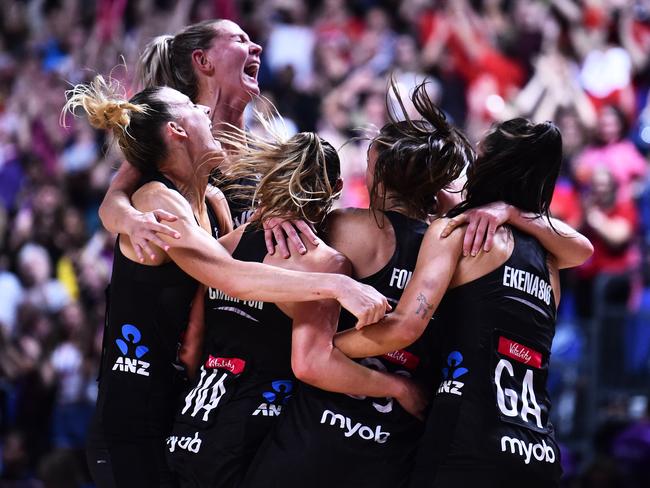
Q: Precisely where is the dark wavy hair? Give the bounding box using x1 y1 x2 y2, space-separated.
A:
370 80 475 220
448 118 562 220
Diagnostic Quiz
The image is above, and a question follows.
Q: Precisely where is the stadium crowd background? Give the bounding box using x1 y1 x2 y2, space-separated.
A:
0 0 649 486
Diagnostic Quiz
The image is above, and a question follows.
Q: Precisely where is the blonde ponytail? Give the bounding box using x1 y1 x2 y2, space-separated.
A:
62 75 148 134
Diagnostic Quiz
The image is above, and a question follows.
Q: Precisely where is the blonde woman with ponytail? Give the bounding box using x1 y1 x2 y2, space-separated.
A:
98 19 317 262
63 76 390 488
166 126 427 488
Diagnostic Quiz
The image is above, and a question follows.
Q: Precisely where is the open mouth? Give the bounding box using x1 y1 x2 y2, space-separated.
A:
243 62 260 82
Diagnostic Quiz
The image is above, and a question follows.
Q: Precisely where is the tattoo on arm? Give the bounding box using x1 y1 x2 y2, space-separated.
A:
415 293 434 319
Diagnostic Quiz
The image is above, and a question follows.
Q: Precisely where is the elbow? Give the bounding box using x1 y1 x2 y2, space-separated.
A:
291 349 328 387
395 323 424 350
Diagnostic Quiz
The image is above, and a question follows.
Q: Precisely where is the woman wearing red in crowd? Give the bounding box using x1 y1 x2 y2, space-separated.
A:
574 105 647 204
99 19 316 260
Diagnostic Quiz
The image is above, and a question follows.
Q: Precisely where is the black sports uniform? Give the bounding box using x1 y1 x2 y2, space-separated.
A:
210 170 255 229
410 228 561 488
241 211 438 488
167 225 294 488
87 174 219 488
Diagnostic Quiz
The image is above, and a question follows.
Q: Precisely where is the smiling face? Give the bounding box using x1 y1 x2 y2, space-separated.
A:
205 20 262 100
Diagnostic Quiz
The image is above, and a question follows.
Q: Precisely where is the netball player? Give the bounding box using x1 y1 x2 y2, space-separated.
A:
167 128 426 488
99 19 315 260
334 118 594 487
237 82 471 488
63 77 389 488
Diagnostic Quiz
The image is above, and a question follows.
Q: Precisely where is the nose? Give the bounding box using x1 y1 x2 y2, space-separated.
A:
199 104 210 116
250 41 262 56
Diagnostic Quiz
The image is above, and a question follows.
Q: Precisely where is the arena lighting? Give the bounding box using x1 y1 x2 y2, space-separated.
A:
641 126 650 144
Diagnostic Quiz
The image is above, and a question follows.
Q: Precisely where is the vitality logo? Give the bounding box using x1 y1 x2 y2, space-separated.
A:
437 351 469 396
252 380 293 417
112 324 150 377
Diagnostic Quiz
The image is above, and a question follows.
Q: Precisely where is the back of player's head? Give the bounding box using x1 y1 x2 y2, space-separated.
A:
370 80 474 219
448 118 562 218
219 124 341 229
63 76 174 174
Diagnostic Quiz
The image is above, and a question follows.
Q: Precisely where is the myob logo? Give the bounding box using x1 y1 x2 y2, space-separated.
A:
500 436 556 465
320 410 390 444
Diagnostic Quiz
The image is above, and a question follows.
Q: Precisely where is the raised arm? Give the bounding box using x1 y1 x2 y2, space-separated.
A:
440 202 593 268
334 220 463 358
286 257 427 419
99 162 181 262
133 185 390 327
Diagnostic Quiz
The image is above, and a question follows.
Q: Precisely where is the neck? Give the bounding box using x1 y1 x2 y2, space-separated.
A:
158 154 209 210
196 88 249 171
370 192 423 221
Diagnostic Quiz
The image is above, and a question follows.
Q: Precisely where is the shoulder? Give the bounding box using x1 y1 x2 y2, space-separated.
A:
132 181 192 216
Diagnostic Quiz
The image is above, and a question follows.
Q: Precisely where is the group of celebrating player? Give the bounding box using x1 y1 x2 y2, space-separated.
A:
62 18 593 488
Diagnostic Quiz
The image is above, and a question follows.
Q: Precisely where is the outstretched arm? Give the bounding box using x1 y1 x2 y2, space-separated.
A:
133 185 390 327
99 161 180 262
334 220 463 358
440 202 593 268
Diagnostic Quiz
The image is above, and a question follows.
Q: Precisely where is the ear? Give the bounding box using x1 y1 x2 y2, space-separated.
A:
166 121 188 141
191 49 213 75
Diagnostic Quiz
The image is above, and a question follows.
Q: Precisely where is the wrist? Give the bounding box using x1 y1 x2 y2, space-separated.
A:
325 274 347 301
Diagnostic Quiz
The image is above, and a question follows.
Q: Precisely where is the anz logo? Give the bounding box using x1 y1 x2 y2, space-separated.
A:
111 324 150 377
437 351 469 396
252 380 293 417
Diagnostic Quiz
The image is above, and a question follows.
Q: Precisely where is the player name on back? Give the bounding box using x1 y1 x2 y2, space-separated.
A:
502 266 552 305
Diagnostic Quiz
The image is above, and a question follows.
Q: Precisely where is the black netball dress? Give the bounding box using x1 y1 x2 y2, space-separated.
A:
410 227 561 488
241 211 439 488
87 173 219 488
166 225 294 488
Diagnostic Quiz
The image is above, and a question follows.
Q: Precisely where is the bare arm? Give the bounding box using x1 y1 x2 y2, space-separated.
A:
288 257 426 418
133 185 390 327
440 202 593 268
334 220 463 358
99 162 181 262
179 286 206 380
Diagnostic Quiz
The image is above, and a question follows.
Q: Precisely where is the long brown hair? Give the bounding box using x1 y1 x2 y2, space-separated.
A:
370 80 475 219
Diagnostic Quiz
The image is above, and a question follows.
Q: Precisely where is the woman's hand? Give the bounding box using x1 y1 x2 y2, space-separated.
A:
125 209 181 262
336 278 392 329
263 218 320 258
440 202 514 256
394 376 429 421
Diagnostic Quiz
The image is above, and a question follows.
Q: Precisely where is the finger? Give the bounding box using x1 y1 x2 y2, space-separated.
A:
471 218 489 257
463 218 478 256
294 220 319 245
440 214 467 238
148 234 171 252
273 226 290 259
281 221 306 255
483 223 498 252
153 209 179 223
151 222 181 239
134 244 145 263
385 300 393 313
264 228 275 255
142 241 158 261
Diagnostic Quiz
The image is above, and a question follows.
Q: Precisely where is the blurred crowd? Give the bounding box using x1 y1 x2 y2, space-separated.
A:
1 0 650 486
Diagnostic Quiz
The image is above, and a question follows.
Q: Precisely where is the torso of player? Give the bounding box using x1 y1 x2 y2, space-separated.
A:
424 226 561 479
300 209 439 444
